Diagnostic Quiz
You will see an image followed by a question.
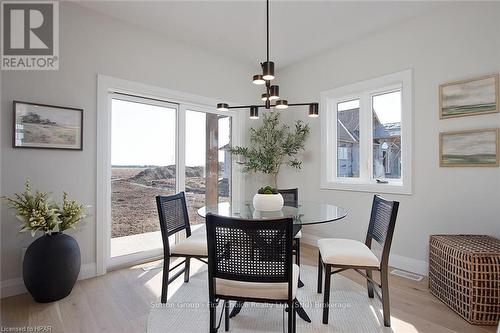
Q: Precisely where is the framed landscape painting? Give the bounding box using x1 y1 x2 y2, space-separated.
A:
439 74 499 119
440 129 499 167
13 101 83 150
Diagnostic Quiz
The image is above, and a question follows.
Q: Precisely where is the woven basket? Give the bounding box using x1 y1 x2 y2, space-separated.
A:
429 235 500 325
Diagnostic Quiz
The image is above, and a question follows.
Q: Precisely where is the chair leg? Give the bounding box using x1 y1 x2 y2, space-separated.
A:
292 300 297 333
381 267 391 327
366 269 374 298
210 300 218 333
224 300 230 332
184 257 191 283
295 240 304 288
161 257 170 303
287 301 293 333
322 265 331 324
317 252 323 294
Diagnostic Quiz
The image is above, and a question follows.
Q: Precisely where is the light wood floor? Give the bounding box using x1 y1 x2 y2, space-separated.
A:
1 244 496 333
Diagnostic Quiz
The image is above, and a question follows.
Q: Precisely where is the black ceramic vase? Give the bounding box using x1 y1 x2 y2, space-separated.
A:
23 232 81 303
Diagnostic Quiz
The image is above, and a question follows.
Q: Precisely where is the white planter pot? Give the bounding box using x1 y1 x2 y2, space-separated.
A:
253 193 284 212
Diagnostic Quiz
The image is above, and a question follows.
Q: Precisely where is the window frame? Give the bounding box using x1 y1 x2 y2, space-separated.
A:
320 70 413 195
96 74 244 275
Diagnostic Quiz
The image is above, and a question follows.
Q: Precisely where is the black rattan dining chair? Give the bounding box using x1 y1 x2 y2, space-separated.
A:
317 195 399 327
278 188 301 268
156 192 208 303
206 213 299 333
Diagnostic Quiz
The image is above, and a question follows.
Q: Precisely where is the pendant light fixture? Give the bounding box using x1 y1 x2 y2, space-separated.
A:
275 100 288 109
249 106 259 119
308 103 319 117
216 103 229 111
216 0 318 119
253 75 265 85
269 85 279 100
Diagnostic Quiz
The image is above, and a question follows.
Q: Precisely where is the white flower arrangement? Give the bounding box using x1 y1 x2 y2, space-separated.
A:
2 181 86 236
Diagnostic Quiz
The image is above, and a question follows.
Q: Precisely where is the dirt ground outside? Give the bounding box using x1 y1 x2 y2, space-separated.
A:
111 167 228 238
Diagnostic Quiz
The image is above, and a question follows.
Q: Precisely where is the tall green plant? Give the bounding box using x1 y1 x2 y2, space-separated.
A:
229 112 310 187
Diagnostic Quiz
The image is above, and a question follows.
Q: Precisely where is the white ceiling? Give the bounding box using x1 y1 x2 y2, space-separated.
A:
77 1 444 70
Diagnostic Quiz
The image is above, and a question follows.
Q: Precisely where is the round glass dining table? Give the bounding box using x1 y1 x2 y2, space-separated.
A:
197 200 348 323
197 201 348 225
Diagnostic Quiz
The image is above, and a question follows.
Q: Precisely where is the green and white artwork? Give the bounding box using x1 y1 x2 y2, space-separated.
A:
440 74 498 119
440 129 499 167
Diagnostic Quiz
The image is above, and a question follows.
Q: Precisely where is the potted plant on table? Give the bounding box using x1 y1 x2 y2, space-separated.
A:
229 112 309 210
2 181 87 303
253 185 284 211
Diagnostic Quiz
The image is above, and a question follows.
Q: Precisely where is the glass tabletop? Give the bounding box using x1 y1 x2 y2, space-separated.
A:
197 201 348 225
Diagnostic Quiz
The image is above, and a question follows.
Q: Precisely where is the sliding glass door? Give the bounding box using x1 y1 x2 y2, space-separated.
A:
110 96 178 263
184 110 232 225
108 94 233 267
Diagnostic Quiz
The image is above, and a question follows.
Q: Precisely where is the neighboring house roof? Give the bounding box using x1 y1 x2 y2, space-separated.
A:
219 143 230 150
337 108 360 142
337 120 357 142
378 122 401 139
373 121 401 140
338 108 401 142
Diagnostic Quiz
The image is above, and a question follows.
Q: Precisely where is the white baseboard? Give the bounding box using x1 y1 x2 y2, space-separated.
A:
0 278 25 299
2 232 429 299
0 262 97 299
381 251 428 276
79 262 97 280
301 233 428 276
300 232 323 248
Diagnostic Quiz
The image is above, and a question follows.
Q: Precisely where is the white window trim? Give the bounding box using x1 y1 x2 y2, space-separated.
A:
320 69 413 195
96 74 244 275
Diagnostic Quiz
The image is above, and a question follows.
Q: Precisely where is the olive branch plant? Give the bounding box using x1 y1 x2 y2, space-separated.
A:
1 181 87 237
229 112 310 188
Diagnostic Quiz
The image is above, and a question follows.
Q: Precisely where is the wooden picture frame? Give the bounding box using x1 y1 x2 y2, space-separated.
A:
439 74 499 119
13 101 83 150
439 128 499 167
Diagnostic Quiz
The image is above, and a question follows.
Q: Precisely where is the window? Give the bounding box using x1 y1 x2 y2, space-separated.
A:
337 99 360 178
110 96 177 259
96 75 243 274
108 94 235 266
372 90 401 179
321 70 412 194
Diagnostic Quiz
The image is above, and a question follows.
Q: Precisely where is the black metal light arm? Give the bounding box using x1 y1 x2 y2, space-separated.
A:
226 102 316 109
228 102 310 109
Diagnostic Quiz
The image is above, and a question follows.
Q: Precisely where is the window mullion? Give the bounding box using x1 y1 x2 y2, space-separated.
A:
177 104 186 193
331 99 339 182
367 92 374 181
359 92 371 182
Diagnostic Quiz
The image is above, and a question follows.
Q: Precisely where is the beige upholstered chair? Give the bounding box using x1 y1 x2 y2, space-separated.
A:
317 195 399 327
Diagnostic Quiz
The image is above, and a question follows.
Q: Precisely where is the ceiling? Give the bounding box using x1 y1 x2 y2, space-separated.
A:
77 1 444 70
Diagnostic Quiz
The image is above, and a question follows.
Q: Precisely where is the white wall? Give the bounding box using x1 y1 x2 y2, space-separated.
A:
0 2 253 295
250 2 500 274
